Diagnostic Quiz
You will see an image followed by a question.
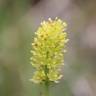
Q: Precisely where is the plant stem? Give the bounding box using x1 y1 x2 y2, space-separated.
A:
45 81 49 96
44 65 50 96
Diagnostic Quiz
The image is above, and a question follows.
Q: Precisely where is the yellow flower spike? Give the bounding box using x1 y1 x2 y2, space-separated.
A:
30 18 69 84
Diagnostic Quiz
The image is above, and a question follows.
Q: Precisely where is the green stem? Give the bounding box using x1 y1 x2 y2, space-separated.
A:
44 65 50 96
45 81 49 96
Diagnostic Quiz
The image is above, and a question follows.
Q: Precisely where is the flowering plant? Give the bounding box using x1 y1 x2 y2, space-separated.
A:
30 17 69 96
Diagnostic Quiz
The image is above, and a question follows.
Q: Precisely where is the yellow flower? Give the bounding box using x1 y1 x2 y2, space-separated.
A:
30 17 68 84
48 70 63 83
30 70 46 83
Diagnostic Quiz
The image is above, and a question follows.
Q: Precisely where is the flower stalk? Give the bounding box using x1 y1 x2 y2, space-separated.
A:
30 17 69 96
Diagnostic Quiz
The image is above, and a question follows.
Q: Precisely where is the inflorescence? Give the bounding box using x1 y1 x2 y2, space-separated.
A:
30 17 69 84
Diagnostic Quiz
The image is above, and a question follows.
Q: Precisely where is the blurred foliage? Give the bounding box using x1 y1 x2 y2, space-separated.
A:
0 0 31 30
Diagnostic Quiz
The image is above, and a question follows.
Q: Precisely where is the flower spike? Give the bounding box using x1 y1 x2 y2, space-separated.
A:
30 18 68 84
